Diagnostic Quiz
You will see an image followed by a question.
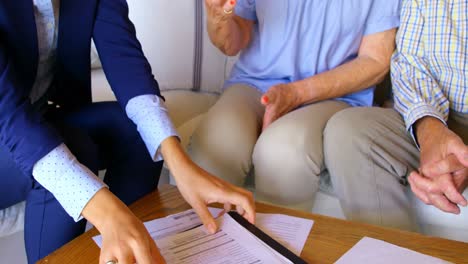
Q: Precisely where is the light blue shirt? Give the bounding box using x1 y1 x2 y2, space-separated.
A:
30 0 59 107
226 0 401 107
31 0 178 221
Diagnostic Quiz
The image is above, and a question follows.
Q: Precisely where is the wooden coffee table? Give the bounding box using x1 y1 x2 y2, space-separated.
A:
38 185 468 264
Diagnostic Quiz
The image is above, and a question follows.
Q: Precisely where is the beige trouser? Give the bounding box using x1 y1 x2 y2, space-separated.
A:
189 84 349 210
324 107 468 232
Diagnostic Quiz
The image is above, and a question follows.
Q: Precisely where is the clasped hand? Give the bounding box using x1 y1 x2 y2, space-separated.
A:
409 118 468 214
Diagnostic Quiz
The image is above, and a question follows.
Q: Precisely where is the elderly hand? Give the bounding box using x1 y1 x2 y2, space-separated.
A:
261 83 302 130
408 117 468 214
205 0 236 19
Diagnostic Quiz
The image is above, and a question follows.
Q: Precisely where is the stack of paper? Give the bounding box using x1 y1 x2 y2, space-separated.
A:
93 208 314 264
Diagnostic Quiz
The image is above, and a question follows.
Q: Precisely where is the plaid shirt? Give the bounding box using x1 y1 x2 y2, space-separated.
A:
391 0 467 132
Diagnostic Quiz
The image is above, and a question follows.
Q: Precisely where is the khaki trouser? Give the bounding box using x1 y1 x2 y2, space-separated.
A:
189 84 349 210
324 107 468 232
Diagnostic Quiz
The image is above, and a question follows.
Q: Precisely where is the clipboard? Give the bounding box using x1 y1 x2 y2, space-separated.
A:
228 211 308 264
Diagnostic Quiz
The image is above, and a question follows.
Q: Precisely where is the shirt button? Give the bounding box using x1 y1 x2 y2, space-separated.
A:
47 22 54 29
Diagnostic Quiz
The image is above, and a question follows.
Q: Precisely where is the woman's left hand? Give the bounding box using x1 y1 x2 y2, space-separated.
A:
261 83 301 130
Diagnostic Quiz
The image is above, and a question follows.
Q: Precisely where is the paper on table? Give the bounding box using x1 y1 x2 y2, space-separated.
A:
157 214 291 264
93 208 224 247
256 213 314 255
93 207 314 256
335 237 452 264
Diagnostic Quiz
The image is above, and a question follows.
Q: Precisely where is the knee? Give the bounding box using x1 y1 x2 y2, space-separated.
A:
189 102 260 185
253 123 321 176
324 108 376 160
253 126 320 205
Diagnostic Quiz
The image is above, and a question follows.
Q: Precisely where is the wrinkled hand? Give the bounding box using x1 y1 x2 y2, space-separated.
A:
205 0 236 19
83 189 166 264
261 83 301 130
173 160 256 233
409 169 468 214
408 117 468 214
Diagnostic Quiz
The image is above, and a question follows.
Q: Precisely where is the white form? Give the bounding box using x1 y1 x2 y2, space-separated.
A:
93 208 223 247
335 237 452 264
256 213 313 255
93 208 313 263
157 214 291 264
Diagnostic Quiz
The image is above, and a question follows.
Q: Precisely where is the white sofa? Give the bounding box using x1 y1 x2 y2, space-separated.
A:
1 0 467 262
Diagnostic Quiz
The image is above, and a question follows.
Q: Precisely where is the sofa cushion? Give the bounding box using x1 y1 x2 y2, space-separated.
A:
90 41 102 69
91 68 218 126
0 202 25 238
164 91 218 127
177 114 207 150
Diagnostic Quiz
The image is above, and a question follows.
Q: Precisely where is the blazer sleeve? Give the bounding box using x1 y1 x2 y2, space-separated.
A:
0 41 62 176
93 0 162 108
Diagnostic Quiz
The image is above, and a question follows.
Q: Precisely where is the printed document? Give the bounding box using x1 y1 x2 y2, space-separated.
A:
93 208 314 263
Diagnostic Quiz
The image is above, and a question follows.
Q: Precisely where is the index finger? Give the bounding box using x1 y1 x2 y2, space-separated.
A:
223 0 237 10
410 171 442 194
423 154 465 177
262 107 278 131
447 138 468 167
428 193 461 214
223 188 256 224
437 174 467 206
192 201 218 234
131 238 155 264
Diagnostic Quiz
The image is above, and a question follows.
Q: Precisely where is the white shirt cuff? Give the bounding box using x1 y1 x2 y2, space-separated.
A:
32 144 107 221
125 94 179 161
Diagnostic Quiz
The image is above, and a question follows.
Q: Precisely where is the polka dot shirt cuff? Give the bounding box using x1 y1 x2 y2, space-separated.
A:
32 144 107 222
125 94 179 161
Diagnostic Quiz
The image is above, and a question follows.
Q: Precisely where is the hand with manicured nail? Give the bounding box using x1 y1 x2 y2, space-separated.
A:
408 116 468 214
261 83 302 131
205 0 237 19
204 0 252 56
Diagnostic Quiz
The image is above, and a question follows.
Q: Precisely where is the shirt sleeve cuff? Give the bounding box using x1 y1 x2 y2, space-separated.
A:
405 103 447 148
364 15 400 36
234 1 257 21
125 94 179 161
32 144 107 222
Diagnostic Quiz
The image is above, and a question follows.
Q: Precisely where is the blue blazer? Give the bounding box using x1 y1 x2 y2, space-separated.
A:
0 0 161 176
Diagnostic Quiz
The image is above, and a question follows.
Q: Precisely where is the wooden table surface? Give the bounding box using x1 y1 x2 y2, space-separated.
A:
38 185 468 264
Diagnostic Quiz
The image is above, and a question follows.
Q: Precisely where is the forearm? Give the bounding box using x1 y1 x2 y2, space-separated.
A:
160 136 195 179
207 14 250 56
415 116 447 148
81 188 131 230
293 55 389 105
